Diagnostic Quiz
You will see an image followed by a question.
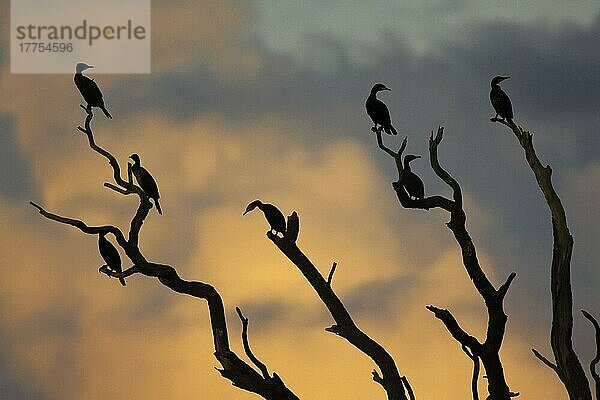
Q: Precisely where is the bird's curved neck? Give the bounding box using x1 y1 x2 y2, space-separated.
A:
369 89 379 98
403 158 412 171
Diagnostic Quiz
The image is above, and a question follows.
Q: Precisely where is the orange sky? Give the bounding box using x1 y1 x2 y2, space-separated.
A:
1 1 599 399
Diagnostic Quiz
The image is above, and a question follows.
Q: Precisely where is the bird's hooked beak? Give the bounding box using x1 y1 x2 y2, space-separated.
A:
415 155 421 159
500 76 510 82
242 209 250 216
383 86 391 91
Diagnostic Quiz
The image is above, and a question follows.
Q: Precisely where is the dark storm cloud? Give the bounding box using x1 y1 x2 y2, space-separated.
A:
454 15 600 114
0 114 35 199
443 15 600 165
108 11 600 167
105 11 600 326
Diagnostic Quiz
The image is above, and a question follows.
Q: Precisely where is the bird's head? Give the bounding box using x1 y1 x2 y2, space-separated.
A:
129 153 141 164
491 76 510 86
243 200 262 215
404 154 421 163
76 62 94 73
371 83 391 94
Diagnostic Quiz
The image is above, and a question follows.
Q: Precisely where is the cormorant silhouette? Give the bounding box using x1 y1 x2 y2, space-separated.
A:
402 154 424 200
490 76 513 123
129 154 162 215
366 83 397 135
74 62 112 118
243 200 286 236
98 232 126 286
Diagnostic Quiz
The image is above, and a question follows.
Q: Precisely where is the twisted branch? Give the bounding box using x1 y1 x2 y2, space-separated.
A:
376 127 517 399
31 109 298 400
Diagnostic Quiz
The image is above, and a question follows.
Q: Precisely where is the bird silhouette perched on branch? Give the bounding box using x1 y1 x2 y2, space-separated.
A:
244 200 286 236
366 83 398 135
130 154 162 215
98 232 125 286
401 154 424 200
74 62 112 119
490 76 513 123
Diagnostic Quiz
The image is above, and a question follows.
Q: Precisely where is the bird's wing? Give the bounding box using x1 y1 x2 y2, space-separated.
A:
491 88 513 118
139 168 160 198
369 99 392 125
99 237 121 269
75 74 105 106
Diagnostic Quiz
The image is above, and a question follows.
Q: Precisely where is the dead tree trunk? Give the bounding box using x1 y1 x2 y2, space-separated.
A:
493 118 592 400
374 128 518 400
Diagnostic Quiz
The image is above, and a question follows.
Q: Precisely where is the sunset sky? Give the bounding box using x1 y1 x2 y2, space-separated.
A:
1 1 599 399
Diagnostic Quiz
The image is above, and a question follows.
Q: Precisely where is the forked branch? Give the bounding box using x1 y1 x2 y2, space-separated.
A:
376 127 517 399
31 109 298 400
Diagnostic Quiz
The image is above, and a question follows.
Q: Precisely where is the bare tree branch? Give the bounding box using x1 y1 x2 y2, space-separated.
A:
462 345 480 400
236 307 270 379
377 127 517 399
30 201 128 248
77 107 138 196
266 225 410 400
531 349 558 372
31 109 299 400
493 118 592 400
327 262 338 285
582 310 600 399
428 127 462 206
497 272 517 300
426 306 482 351
400 376 415 400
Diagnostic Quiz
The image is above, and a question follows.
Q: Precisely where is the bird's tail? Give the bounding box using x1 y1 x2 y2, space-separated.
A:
119 277 126 286
101 107 113 119
155 199 162 215
384 124 398 135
